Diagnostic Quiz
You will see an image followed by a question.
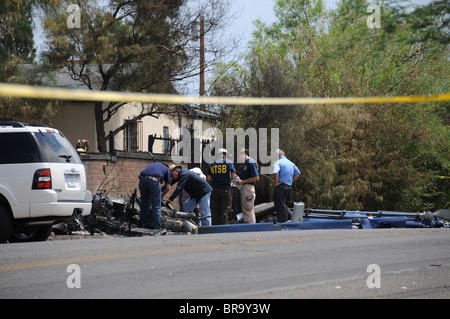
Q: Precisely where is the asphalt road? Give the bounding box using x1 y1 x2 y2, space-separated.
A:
0 228 449 300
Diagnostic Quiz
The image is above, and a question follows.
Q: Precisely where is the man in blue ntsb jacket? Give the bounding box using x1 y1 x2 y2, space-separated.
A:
207 148 236 225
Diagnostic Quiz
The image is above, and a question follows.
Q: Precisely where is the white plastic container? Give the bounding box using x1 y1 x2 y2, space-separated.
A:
292 202 305 222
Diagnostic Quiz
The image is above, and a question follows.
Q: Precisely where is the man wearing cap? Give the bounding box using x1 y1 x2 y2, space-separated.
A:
169 166 213 226
273 149 301 223
206 149 236 225
236 149 259 223
139 162 171 229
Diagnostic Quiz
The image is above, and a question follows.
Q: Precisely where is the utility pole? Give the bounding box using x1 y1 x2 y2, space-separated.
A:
199 16 205 112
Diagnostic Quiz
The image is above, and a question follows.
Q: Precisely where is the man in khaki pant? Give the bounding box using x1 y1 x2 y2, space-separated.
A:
236 149 259 223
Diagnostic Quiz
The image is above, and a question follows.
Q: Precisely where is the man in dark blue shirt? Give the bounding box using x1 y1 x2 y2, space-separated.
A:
237 148 259 223
169 166 212 226
139 162 171 229
207 149 236 225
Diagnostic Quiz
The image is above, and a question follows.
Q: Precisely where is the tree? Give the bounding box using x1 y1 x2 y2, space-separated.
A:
42 0 235 152
0 0 61 123
211 0 449 211
0 0 35 66
386 0 449 45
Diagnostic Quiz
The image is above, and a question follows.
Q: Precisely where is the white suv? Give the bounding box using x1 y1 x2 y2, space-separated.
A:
0 122 92 243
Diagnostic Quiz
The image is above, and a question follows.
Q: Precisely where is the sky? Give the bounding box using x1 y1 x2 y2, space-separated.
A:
226 0 433 50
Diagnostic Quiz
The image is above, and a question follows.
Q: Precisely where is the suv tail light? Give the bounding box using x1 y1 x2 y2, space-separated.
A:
32 169 52 189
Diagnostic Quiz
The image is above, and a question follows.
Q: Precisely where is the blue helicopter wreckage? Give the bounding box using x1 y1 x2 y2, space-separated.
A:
54 188 449 237
197 202 449 235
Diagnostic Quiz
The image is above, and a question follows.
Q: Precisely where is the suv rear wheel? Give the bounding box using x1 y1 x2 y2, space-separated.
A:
9 225 53 243
0 203 14 243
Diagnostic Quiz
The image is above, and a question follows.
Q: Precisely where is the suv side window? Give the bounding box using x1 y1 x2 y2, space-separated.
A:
33 131 82 164
0 132 40 164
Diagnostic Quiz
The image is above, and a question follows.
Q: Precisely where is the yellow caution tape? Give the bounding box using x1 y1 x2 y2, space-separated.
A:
0 83 449 105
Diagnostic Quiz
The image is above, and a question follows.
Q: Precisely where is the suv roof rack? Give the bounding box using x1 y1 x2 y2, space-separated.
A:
0 121 48 128
0 121 26 127
28 123 49 128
